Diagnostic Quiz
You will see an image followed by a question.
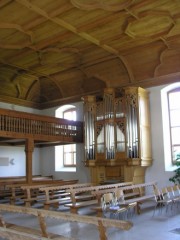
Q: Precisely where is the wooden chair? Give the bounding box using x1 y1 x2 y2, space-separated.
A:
101 192 129 219
114 189 125 204
110 205 128 220
101 192 115 218
166 185 180 210
127 202 137 219
153 186 173 216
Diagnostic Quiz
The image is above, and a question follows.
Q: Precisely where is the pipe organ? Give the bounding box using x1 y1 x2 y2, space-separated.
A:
82 87 152 185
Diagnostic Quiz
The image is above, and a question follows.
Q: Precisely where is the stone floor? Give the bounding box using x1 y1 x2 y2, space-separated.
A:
0 201 180 240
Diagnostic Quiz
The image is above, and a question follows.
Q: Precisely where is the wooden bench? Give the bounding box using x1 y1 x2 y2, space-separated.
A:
64 182 133 214
0 188 13 200
39 182 93 210
6 180 62 205
91 182 157 217
20 179 79 207
21 183 61 207
115 181 157 214
64 199 98 213
0 203 132 240
0 175 53 188
0 175 54 203
5 179 77 206
5 184 27 205
91 182 134 203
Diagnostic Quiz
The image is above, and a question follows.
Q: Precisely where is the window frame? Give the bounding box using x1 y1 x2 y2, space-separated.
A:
55 105 77 172
63 144 76 167
167 88 180 164
62 108 76 167
161 83 180 171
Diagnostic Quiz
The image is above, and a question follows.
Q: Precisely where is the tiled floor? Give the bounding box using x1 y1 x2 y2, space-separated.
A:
0 202 180 240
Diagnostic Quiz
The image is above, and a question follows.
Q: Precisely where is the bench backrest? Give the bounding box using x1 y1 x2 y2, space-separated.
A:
68 182 133 203
39 182 93 201
0 203 132 240
0 175 53 187
115 181 157 199
39 182 92 192
69 182 133 195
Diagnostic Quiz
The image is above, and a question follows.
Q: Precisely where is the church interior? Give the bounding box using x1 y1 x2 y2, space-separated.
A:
0 1 180 239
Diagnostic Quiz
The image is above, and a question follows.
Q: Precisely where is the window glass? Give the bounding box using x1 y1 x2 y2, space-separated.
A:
170 109 180 126
168 90 180 164
63 108 76 166
55 105 77 171
63 144 76 166
64 109 76 121
161 83 180 170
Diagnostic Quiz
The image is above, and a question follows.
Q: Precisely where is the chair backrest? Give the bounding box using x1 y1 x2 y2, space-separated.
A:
153 185 164 201
172 185 180 195
166 186 175 198
102 192 114 203
101 192 115 208
115 189 125 203
161 187 170 200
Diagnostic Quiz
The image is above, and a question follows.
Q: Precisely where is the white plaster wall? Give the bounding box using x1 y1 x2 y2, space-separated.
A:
146 85 175 188
40 143 91 183
40 102 91 183
0 102 41 177
0 102 40 114
0 146 40 177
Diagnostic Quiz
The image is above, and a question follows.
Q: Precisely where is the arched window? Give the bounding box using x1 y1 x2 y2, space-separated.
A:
161 83 180 171
55 105 76 171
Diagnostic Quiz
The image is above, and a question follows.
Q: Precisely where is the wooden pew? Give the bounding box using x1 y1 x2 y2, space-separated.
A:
5 179 77 206
21 179 79 207
91 181 157 217
115 181 157 214
21 182 63 207
5 181 60 205
0 175 53 187
0 204 132 240
91 182 133 203
39 182 92 210
64 182 133 214
0 175 54 200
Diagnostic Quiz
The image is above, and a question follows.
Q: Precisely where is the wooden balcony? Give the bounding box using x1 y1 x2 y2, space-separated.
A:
0 108 83 146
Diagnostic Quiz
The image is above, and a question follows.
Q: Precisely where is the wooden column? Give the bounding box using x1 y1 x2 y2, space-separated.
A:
25 138 34 184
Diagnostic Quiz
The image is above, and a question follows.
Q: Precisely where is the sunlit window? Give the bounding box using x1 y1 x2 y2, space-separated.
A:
63 108 76 167
161 83 180 170
168 89 180 163
55 105 76 171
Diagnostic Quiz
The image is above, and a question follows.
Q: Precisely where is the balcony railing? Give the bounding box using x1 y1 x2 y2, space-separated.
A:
0 108 83 143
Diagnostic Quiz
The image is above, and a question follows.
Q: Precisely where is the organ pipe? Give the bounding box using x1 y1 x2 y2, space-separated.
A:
82 87 142 161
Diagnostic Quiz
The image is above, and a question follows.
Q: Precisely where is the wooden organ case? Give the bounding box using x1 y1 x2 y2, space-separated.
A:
82 87 152 185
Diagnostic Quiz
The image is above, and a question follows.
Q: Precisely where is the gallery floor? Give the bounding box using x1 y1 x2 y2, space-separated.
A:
0 201 180 240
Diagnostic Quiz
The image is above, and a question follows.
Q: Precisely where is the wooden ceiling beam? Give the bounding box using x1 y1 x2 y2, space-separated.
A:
16 0 134 82
0 59 64 98
70 0 133 12
0 0 12 9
